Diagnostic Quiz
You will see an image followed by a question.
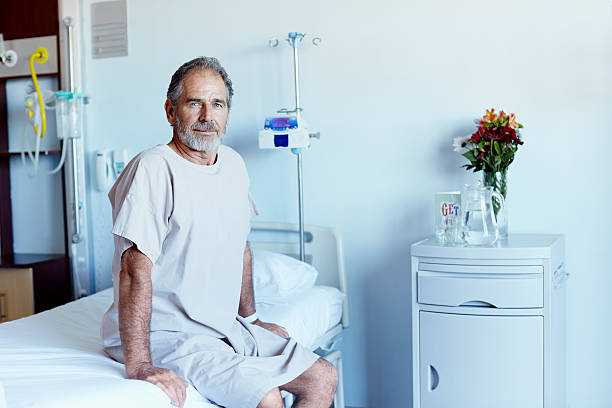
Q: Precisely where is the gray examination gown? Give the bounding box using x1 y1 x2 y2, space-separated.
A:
101 144 318 407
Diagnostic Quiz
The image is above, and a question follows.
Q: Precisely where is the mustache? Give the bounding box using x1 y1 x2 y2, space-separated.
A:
191 122 219 132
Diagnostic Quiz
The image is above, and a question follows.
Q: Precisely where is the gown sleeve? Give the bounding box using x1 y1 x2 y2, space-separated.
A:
109 156 172 264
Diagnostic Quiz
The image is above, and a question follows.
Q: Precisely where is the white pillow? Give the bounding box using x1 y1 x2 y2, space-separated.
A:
256 286 345 348
252 249 318 299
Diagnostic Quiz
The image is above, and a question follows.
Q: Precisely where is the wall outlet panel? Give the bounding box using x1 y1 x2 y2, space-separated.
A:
0 35 58 79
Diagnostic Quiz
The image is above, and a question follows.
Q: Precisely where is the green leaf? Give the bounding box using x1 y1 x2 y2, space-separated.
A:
463 151 476 161
494 141 501 155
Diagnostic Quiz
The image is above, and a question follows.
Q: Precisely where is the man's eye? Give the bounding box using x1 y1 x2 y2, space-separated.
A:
190 102 201 107
214 103 223 108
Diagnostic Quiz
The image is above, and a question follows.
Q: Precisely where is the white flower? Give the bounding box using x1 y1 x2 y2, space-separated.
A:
452 135 471 152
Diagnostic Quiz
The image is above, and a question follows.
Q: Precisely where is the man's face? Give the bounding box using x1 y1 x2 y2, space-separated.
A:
166 69 229 151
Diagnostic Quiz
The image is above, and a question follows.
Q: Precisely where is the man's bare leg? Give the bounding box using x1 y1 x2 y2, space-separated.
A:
281 358 338 408
257 387 284 408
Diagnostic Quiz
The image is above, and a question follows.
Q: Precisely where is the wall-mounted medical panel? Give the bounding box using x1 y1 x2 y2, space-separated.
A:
91 0 128 59
0 36 58 79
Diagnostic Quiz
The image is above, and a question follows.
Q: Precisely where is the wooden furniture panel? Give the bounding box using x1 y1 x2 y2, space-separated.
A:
0 1 59 41
0 79 12 257
0 3 71 312
0 254 71 314
0 267 34 322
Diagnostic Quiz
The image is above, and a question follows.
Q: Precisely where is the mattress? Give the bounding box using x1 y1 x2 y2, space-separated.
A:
0 286 344 407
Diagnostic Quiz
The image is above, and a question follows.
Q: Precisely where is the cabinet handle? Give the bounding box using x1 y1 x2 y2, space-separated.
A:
0 292 6 320
459 300 497 308
429 365 439 391
553 267 570 289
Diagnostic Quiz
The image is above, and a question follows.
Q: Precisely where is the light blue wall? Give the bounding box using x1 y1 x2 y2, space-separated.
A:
78 0 612 406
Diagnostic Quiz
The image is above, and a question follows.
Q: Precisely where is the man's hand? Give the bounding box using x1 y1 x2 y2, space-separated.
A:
253 319 289 338
128 363 188 407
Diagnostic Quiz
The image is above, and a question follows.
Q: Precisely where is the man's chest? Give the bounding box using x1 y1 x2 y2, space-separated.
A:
168 171 250 239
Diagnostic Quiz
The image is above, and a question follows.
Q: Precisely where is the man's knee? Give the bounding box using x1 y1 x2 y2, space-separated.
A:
257 387 283 408
305 358 338 399
316 358 338 397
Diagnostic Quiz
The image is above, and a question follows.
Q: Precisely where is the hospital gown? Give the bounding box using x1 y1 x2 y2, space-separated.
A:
101 144 318 407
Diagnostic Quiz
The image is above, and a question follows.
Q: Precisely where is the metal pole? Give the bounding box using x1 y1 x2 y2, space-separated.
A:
296 152 305 261
289 32 305 261
64 17 81 243
292 45 301 119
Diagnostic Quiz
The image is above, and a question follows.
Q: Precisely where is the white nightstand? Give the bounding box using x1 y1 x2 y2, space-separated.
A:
411 235 567 408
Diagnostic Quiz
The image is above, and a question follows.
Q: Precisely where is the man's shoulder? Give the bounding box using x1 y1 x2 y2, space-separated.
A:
220 144 241 160
109 145 171 198
135 145 171 166
220 145 247 168
123 145 174 178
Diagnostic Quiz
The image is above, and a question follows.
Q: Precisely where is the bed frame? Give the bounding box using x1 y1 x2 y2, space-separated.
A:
249 222 349 408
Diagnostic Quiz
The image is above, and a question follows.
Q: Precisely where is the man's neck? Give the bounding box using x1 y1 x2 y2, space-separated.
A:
168 138 218 166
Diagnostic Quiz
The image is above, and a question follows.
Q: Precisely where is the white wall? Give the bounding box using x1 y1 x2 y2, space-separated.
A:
79 0 612 406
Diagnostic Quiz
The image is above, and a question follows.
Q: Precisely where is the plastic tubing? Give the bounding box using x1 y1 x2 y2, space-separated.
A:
20 111 41 178
28 47 48 139
46 140 67 174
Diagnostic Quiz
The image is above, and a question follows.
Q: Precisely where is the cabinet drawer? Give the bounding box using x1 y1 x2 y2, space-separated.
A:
418 266 543 308
0 268 35 322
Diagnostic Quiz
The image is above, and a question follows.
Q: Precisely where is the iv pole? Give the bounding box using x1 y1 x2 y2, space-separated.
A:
59 9 92 298
268 32 320 262
288 32 306 262
64 17 81 244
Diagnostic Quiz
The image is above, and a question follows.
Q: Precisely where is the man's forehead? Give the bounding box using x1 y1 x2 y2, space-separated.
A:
181 70 227 103
183 69 224 90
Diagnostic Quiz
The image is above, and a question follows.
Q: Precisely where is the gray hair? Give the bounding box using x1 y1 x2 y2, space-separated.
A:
166 56 234 109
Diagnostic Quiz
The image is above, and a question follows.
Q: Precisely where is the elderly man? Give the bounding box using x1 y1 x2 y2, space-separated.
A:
101 57 337 408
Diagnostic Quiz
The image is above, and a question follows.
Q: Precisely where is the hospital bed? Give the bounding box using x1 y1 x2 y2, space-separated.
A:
0 222 349 408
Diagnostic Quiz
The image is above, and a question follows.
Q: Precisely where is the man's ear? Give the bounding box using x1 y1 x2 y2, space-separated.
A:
164 99 176 126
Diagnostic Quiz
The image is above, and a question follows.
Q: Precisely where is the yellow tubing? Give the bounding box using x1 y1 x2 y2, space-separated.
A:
29 47 48 139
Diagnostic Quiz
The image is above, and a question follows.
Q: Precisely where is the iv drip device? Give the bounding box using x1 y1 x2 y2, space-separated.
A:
20 44 85 178
259 32 321 261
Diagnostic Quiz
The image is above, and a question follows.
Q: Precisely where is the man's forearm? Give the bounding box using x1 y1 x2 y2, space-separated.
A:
238 242 256 318
118 246 153 376
238 243 289 337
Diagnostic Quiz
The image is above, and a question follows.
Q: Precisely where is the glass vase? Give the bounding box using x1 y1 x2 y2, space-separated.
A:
482 170 508 239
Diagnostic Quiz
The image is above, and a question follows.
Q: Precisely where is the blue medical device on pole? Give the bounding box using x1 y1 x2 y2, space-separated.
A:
259 32 321 261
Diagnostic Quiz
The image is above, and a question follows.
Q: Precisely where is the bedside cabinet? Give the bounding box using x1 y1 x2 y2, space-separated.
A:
0 268 34 322
0 253 71 322
411 235 567 408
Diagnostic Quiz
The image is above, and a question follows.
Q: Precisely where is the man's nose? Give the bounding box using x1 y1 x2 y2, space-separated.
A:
198 104 213 122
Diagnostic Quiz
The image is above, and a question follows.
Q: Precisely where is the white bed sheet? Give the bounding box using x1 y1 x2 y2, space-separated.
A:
0 286 343 407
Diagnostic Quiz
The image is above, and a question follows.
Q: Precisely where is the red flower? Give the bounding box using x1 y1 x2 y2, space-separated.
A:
477 152 485 159
471 132 481 142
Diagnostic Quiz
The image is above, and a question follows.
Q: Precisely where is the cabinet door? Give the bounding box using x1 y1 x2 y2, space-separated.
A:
0 268 34 322
419 311 543 408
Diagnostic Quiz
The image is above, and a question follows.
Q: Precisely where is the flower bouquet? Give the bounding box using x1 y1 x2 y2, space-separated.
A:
454 108 524 236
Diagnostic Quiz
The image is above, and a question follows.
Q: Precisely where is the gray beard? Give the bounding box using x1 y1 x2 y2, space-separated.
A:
175 118 224 152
